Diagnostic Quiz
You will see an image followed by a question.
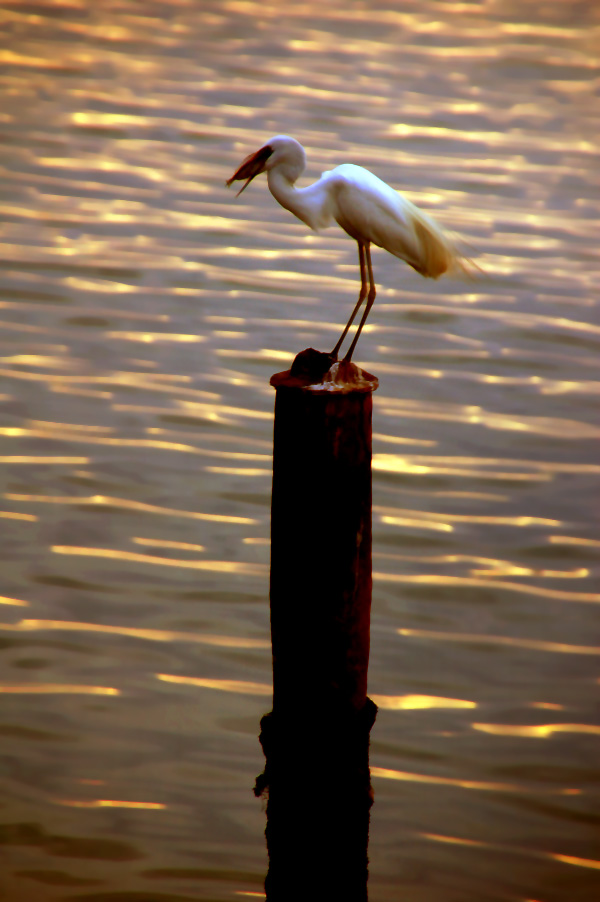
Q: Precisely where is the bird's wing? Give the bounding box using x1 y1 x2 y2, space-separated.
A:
326 165 467 279
325 165 420 253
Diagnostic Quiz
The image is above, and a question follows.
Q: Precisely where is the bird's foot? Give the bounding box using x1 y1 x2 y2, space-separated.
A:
269 348 377 393
308 358 378 393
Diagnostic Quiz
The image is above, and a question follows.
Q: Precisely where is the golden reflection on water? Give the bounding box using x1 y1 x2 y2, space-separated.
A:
1 0 599 899
469 564 588 579
375 399 600 438
1 425 241 455
377 551 587 581
550 535 600 548
378 574 600 604
472 723 600 739
551 854 600 872
51 545 268 576
421 833 600 872
1 619 270 649
372 694 475 710
0 596 29 607
380 515 454 533
59 799 166 810
5 493 257 524
50 384 114 399
157 674 272 696
372 767 528 794
132 536 206 552
398 628 600 657
378 508 561 527
206 466 270 476
106 331 205 344
111 401 272 423
375 457 552 481
0 455 90 464
375 455 600 477
0 684 119 696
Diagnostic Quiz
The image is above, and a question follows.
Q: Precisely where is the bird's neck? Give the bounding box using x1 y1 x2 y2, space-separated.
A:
267 168 322 231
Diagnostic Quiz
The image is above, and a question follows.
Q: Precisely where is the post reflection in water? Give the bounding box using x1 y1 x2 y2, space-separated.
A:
0 1 598 901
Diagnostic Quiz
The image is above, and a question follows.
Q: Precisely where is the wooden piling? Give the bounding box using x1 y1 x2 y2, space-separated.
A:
256 348 379 901
269 349 377 714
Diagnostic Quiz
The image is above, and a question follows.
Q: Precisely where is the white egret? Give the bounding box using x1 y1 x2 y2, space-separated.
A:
227 135 471 362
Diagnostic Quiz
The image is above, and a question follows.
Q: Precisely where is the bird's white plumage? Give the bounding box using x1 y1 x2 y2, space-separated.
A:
317 163 463 278
227 135 472 360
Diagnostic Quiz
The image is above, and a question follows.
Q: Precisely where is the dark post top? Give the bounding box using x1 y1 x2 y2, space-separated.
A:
270 347 379 394
268 347 378 715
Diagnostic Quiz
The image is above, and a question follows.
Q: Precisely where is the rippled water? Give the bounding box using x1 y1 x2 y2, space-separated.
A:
0 1 599 900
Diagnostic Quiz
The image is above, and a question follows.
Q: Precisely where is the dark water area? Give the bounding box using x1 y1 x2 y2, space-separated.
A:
0 0 599 899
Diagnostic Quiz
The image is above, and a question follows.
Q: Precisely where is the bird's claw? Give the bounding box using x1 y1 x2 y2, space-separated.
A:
308 358 378 393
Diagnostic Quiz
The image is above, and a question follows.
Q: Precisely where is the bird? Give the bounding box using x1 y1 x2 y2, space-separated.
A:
226 135 471 363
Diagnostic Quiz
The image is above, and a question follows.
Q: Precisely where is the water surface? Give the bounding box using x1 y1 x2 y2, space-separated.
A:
0 1 599 900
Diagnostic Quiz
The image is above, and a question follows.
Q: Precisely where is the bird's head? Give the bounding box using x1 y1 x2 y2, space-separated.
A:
226 136 306 195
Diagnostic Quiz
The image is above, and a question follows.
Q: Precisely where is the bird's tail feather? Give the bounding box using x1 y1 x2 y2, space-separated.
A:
411 210 480 280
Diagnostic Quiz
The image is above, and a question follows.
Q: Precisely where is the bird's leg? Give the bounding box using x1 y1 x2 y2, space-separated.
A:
330 243 368 359
343 243 376 363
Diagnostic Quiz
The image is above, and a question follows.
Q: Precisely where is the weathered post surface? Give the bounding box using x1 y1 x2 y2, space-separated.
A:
256 348 378 902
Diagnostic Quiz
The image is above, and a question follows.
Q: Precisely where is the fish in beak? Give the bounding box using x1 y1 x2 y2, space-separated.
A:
226 144 274 196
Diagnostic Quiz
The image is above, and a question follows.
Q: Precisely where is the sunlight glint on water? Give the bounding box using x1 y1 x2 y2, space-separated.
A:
0 1 598 900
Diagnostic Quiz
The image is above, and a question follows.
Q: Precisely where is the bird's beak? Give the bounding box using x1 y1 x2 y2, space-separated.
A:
226 144 273 196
